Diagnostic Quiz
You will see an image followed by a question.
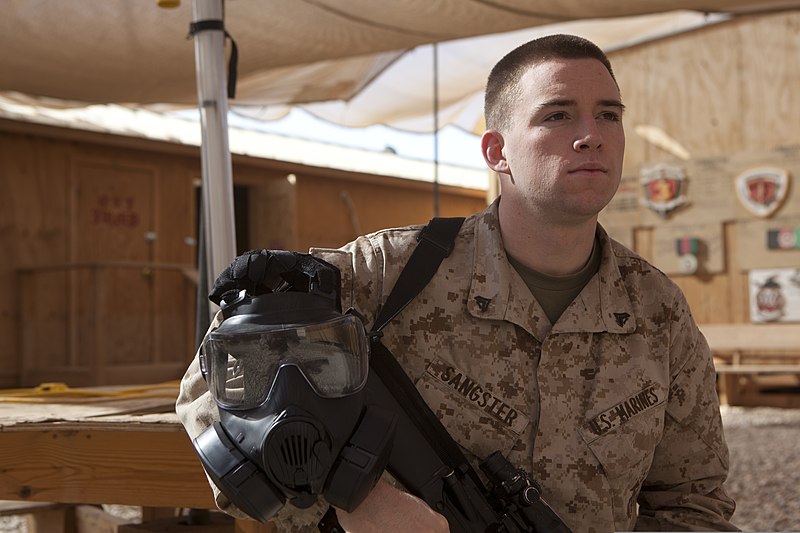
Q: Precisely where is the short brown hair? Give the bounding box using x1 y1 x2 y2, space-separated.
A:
484 34 616 132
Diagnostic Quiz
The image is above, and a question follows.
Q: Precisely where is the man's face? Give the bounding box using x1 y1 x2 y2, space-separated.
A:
487 57 625 226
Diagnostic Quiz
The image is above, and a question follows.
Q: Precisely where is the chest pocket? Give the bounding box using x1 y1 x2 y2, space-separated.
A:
578 384 666 480
414 359 530 461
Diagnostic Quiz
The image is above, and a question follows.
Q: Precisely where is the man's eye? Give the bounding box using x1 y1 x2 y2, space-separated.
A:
545 112 568 121
599 111 621 122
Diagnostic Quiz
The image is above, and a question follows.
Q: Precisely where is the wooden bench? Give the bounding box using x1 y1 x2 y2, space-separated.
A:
0 389 277 533
699 323 800 407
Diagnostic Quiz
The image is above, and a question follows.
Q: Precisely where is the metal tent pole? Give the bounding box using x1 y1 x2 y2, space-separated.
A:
432 42 440 218
191 0 237 323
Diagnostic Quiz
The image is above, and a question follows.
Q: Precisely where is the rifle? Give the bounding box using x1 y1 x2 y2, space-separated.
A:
321 217 571 533
358 338 571 533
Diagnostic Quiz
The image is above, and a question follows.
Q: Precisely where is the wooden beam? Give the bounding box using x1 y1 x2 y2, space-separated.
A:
700 323 800 353
0 426 216 509
714 364 800 374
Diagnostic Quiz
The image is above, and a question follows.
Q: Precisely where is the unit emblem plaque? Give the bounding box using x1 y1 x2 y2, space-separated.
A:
640 163 688 217
735 167 789 218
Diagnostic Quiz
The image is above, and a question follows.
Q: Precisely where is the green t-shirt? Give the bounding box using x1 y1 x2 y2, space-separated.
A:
507 239 601 325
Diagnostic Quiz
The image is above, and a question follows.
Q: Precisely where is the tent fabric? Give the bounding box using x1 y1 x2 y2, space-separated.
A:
3 0 799 131
247 10 733 133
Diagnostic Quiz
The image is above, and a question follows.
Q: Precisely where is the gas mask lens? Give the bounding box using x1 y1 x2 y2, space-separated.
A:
204 314 369 409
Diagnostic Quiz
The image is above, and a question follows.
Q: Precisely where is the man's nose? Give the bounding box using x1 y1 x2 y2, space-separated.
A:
573 121 602 151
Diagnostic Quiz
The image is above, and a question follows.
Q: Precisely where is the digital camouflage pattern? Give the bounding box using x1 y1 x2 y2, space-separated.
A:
176 200 738 532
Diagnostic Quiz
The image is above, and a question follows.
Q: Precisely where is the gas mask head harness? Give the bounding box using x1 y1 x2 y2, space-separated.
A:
193 250 396 522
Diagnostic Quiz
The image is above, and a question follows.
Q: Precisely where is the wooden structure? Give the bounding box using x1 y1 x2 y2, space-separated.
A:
600 11 800 404
0 118 487 389
0 384 275 532
701 324 800 407
3 11 799 397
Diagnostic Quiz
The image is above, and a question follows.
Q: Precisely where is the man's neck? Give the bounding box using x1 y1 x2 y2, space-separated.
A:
499 204 598 277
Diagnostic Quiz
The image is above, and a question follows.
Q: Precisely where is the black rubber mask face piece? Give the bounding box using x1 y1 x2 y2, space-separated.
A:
192 292 396 522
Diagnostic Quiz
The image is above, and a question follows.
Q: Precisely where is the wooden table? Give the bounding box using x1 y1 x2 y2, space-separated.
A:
699 323 800 407
0 383 274 532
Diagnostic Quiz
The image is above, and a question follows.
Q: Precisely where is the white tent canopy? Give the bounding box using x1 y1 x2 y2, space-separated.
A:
244 10 734 133
3 0 799 132
4 0 799 323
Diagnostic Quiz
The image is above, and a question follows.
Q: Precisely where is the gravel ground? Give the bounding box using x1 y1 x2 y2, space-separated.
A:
0 504 140 532
1 407 798 532
721 406 800 532
0 516 23 533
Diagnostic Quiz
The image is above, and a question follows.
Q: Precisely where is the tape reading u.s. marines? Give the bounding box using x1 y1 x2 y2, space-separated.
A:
586 385 664 438
425 357 526 434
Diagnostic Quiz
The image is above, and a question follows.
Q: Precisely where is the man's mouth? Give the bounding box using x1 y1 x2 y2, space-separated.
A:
568 163 607 174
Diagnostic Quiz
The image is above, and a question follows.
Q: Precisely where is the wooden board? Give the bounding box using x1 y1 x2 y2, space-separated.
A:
0 428 215 509
0 388 214 510
0 387 284 531
700 323 800 353
612 12 800 172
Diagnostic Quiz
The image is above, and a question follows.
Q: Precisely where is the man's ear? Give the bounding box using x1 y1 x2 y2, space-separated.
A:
481 130 509 174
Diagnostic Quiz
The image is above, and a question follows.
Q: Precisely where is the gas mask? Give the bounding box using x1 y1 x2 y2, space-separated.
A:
192 252 396 523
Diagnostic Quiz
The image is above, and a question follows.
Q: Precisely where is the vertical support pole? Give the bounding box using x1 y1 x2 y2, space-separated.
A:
191 0 237 322
432 42 440 218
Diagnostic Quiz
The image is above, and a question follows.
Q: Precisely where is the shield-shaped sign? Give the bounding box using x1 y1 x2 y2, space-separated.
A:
640 163 688 217
735 167 790 218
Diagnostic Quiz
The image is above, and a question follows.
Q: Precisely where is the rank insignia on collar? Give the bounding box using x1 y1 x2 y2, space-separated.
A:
735 167 790 218
474 296 492 312
640 163 688 218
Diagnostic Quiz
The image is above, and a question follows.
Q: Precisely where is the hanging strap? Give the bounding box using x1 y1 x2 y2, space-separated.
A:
367 216 491 492
187 19 239 99
370 217 465 334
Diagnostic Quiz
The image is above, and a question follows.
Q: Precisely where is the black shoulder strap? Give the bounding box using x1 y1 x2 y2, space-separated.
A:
366 216 488 487
325 216 570 532
370 216 465 334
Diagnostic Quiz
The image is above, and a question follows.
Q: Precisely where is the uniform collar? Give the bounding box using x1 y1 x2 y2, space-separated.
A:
466 199 636 341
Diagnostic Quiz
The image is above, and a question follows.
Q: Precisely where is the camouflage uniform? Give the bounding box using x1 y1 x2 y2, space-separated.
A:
176 200 738 532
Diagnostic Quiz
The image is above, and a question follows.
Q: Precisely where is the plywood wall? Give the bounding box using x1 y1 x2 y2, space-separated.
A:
1 134 71 386
294 173 487 251
0 121 489 387
231 157 488 253
601 11 800 324
2 127 200 387
612 11 800 170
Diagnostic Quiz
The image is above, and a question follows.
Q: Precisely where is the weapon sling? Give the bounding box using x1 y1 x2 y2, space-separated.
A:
318 217 571 532
369 217 477 481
